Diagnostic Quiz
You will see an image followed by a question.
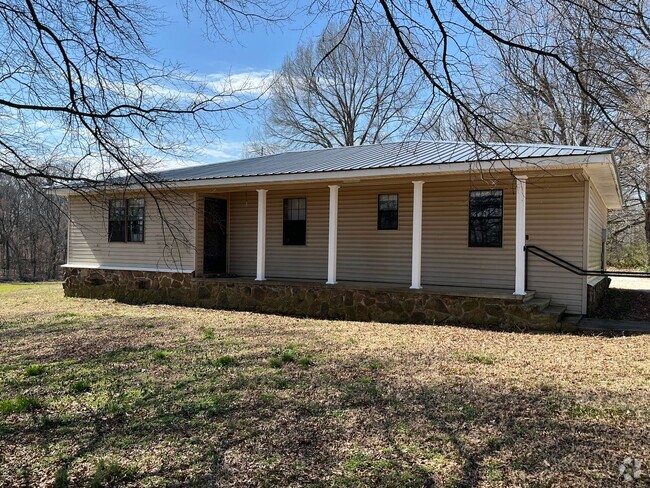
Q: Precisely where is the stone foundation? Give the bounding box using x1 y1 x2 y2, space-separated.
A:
586 276 611 316
63 268 567 330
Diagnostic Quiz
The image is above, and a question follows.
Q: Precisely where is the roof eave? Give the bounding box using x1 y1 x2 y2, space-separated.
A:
54 153 614 197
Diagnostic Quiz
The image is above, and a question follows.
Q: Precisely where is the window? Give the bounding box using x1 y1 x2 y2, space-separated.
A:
468 190 503 247
127 199 145 242
108 200 126 242
377 194 399 230
108 198 145 242
283 198 306 245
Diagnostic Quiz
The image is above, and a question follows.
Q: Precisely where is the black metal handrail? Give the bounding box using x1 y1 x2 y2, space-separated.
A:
524 245 650 290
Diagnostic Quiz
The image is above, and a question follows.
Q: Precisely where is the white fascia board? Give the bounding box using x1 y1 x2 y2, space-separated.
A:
52 153 613 196
168 154 612 189
61 264 194 273
609 153 625 208
582 159 624 209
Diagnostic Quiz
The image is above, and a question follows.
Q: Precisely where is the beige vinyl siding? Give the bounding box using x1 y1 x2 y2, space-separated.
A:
266 187 329 280
587 183 608 270
227 183 412 283
228 187 329 279
420 175 585 313
229 191 258 277
421 179 516 289
67 192 196 271
525 176 586 313
221 174 586 313
338 181 413 283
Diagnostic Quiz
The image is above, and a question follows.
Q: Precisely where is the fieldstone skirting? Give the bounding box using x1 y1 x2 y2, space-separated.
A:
63 268 569 330
586 276 611 316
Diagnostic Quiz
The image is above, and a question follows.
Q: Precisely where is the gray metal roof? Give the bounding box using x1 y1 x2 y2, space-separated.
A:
153 140 613 183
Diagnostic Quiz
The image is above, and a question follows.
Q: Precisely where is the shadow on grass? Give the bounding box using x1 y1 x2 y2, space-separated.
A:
0 298 645 485
1 343 642 487
0 314 189 364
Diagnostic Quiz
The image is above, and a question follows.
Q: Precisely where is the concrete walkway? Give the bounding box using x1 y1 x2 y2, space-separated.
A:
579 318 650 333
577 276 650 333
610 276 650 291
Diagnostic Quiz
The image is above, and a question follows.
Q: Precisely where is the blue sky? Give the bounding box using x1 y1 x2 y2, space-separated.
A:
149 1 325 164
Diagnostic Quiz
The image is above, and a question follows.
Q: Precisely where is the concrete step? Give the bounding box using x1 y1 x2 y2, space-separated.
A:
559 313 582 332
522 291 537 303
525 297 551 311
542 304 567 318
562 314 582 325
523 302 568 330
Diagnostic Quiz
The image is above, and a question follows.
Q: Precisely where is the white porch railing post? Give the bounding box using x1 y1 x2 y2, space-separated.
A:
255 189 267 281
411 181 424 289
327 185 340 285
514 176 528 295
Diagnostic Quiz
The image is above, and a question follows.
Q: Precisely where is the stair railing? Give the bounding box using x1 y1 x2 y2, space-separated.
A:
524 245 650 291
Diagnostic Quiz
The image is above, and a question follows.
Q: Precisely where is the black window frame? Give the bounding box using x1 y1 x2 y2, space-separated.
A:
468 190 503 248
377 193 399 230
108 198 145 243
283 197 307 246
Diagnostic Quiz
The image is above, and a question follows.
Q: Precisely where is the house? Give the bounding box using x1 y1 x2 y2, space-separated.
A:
57 141 622 329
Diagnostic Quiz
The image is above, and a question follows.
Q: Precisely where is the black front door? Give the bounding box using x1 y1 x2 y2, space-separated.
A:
203 198 227 274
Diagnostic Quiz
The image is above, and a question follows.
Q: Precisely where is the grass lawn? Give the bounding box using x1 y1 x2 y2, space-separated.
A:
0 283 648 487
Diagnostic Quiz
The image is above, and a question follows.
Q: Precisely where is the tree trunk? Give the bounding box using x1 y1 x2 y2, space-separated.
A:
4 240 9 278
645 207 650 268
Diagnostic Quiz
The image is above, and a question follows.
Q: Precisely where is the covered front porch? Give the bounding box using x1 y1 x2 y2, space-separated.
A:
197 175 531 295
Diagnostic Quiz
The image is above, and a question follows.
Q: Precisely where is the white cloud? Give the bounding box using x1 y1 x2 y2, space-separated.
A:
157 140 247 170
81 68 275 104
202 69 275 97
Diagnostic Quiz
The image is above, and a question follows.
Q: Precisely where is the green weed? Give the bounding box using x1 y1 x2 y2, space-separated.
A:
214 355 237 368
53 466 69 488
453 351 497 365
0 395 41 414
71 380 91 393
89 459 136 488
25 364 46 377
152 350 169 361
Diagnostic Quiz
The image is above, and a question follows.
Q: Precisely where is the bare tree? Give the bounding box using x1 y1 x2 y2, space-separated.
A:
0 0 289 195
0 176 67 280
307 1 648 265
264 20 423 148
3 0 650 273
445 1 650 266
0 0 291 279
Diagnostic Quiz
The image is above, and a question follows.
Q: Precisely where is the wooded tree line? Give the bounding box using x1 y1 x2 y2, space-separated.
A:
0 177 67 280
0 0 649 278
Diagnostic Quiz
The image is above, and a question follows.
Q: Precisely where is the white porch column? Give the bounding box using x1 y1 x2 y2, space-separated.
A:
327 185 340 285
411 181 424 289
255 189 268 281
514 176 528 295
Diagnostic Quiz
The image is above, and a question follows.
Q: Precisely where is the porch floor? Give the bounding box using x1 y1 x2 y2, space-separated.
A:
195 276 529 302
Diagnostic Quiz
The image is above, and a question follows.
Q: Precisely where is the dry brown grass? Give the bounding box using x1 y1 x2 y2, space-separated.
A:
0 283 648 487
